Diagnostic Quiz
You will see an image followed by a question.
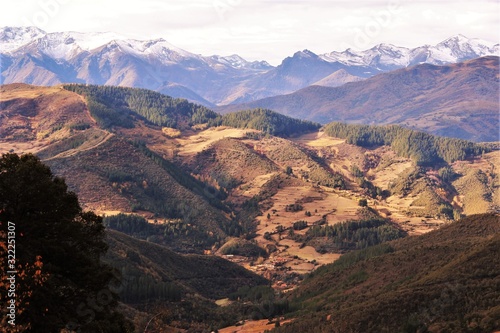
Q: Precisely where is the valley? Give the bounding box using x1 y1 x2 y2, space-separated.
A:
0 83 499 332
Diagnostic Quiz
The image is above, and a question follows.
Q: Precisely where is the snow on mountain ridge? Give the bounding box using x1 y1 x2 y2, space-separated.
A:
65 31 127 51
2 27 497 71
0 26 46 52
205 54 272 71
319 34 499 68
1 28 131 61
1 27 498 106
0 26 269 71
432 35 499 63
107 38 200 64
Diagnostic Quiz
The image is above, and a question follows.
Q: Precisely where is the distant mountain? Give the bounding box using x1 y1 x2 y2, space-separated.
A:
0 26 46 52
1 27 498 105
218 56 500 142
0 27 272 105
320 34 499 70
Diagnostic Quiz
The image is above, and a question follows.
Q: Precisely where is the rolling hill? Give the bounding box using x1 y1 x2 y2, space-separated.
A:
0 84 234 253
218 56 500 142
1 82 499 331
1 83 497 241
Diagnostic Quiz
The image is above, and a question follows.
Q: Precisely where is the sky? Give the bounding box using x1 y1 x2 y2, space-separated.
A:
2 0 499 65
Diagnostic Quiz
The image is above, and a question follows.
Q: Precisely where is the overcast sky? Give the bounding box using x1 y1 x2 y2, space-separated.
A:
2 0 499 65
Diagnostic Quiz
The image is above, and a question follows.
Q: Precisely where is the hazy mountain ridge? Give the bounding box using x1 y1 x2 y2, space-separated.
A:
320 34 499 69
1 26 498 105
218 56 500 142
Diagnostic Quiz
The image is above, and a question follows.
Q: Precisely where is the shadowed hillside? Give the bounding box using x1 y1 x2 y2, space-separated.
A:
101 226 270 331
270 213 500 333
105 229 268 300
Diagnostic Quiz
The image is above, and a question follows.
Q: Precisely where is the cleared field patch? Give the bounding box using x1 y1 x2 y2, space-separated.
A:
219 319 292 333
375 206 446 236
369 160 413 190
1 84 95 143
279 239 341 265
255 186 361 243
247 183 359 279
292 131 345 147
240 173 279 197
0 83 62 100
0 140 48 154
175 127 253 156
453 167 492 215
452 151 500 212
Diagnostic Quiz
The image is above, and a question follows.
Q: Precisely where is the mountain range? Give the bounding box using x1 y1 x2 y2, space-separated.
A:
1 26 498 106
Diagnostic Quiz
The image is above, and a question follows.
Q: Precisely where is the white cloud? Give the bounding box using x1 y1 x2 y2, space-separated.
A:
1 0 498 65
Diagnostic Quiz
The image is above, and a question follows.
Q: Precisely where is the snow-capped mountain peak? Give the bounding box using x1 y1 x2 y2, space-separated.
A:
136 38 196 58
207 54 272 71
319 35 498 69
0 26 498 106
64 31 127 51
216 54 249 68
293 49 318 59
0 26 46 52
432 34 499 62
1 27 129 60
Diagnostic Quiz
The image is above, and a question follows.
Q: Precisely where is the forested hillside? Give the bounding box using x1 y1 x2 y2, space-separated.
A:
63 84 218 128
323 122 489 165
1 83 499 332
208 108 321 137
43 136 234 253
270 214 500 333
62 85 321 138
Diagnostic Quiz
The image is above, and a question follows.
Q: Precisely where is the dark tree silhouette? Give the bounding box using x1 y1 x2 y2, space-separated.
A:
0 153 133 332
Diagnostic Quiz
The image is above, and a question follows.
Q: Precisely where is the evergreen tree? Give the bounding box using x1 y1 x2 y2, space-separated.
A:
0 154 133 332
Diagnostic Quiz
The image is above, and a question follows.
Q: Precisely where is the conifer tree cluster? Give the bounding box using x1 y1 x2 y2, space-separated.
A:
64 84 218 128
323 122 488 165
296 217 406 252
208 108 321 137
